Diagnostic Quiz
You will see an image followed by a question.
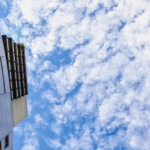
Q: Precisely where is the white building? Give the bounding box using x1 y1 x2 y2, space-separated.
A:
0 33 28 150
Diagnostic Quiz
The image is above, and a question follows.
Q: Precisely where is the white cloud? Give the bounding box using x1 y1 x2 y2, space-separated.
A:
34 114 48 126
21 137 39 150
27 99 33 116
51 123 62 135
0 0 7 7
21 123 39 150
45 126 93 150
44 138 62 149
41 90 58 103
13 126 23 137
0 19 9 35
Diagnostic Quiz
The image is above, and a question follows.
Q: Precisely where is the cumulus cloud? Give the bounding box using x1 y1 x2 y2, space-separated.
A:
34 114 48 126
0 0 7 7
20 123 39 150
0 19 9 34
13 126 23 137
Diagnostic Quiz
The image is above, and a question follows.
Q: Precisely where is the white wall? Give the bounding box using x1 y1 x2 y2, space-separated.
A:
12 95 28 127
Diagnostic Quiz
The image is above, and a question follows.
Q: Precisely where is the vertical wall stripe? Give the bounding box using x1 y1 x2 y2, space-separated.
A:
0 58 4 95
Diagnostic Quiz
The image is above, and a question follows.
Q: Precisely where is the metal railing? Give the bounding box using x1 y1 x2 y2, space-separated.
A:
2 35 28 99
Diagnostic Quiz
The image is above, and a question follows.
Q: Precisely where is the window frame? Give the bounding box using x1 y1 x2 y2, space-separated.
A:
5 135 9 148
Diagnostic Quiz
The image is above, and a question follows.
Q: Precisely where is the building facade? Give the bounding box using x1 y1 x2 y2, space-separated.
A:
0 33 28 150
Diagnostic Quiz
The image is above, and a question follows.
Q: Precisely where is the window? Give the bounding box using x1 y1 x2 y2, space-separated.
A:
13 54 15 61
12 45 15 52
7 52 10 60
20 88 22 95
15 72 17 79
9 72 12 80
17 57 19 64
5 135 9 148
0 141 1 150
18 65 19 71
24 87 25 94
16 89 18 97
10 81 13 89
16 81 18 88
8 62 10 69
16 48 18 55
14 63 16 70
6 39 9 51
11 90 14 98
19 81 21 87
21 58 23 64
18 72 20 80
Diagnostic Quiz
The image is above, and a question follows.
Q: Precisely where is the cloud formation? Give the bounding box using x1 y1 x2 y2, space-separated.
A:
3 0 150 149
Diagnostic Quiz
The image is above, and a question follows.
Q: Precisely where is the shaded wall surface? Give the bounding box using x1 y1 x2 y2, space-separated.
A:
12 95 28 127
0 33 13 149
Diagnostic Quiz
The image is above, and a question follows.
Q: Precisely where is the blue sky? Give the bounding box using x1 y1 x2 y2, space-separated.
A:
1 0 150 149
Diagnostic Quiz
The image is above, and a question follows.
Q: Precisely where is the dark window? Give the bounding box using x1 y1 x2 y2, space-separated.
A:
0 141 1 150
5 135 9 148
